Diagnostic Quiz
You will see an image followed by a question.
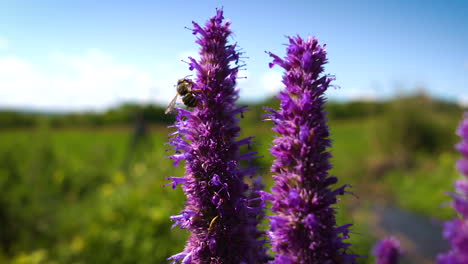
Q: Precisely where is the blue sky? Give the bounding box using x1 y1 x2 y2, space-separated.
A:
0 0 467 111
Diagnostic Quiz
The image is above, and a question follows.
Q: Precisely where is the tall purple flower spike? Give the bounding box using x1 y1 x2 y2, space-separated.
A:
372 237 402 264
166 10 266 264
437 112 468 264
265 36 357 264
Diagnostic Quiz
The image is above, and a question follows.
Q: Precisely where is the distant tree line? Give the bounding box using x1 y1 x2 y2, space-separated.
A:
0 104 173 129
0 94 464 129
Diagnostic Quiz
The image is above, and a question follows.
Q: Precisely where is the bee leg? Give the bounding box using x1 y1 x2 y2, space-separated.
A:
208 215 219 231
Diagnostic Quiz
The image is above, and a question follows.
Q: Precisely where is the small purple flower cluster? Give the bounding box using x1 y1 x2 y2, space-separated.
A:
437 113 468 264
372 237 402 264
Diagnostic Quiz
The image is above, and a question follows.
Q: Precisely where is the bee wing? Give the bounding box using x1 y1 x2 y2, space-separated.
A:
165 94 179 114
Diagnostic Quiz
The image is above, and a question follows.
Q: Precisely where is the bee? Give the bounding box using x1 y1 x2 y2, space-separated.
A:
165 78 198 114
208 215 219 231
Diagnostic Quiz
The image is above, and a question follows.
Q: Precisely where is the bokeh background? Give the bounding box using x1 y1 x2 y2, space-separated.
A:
1 1 467 263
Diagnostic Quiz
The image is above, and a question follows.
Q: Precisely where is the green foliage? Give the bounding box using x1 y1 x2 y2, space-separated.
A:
55 162 187 264
374 95 461 159
0 111 37 128
326 101 385 120
0 126 188 263
0 103 174 129
384 152 459 219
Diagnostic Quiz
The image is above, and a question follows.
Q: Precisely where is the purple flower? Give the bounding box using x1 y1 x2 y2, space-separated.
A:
265 36 357 263
372 237 402 264
437 112 468 264
166 9 266 264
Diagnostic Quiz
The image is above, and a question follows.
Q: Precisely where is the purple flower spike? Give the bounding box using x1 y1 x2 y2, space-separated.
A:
438 112 468 264
265 36 357 263
372 237 402 264
166 9 266 264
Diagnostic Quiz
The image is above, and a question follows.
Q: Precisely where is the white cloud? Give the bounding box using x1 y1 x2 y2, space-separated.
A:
458 95 468 108
0 49 189 111
326 87 378 101
0 56 51 107
345 89 378 101
0 36 8 51
260 71 283 94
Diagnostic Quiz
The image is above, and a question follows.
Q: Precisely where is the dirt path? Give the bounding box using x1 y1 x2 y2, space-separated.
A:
365 205 450 264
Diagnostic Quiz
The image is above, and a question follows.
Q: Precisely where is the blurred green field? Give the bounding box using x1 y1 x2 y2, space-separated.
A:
0 95 465 263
